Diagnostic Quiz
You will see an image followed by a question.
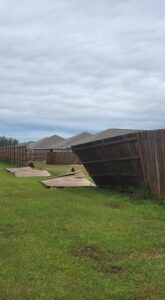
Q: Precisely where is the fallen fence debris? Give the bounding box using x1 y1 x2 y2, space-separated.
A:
41 170 95 188
6 167 50 177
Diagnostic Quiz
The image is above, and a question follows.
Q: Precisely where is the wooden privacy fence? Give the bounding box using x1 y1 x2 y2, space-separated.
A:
137 130 165 200
0 146 30 166
30 152 47 162
0 147 81 166
72 129 165 200
47 152 81 165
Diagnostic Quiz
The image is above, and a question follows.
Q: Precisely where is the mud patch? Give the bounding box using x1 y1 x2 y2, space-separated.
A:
72 245 107 262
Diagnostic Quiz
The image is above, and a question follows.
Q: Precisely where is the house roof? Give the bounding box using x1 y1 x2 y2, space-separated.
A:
30 135 65 149
72 128 139 145
53 132 93 149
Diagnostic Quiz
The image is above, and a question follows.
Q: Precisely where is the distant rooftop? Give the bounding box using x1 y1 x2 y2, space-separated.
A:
53 132 93 149
72 128 139 145
30 135 65 149
21 129 139 150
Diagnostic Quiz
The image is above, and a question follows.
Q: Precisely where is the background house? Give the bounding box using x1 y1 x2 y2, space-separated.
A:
29 135 65 152
51 132 93 152
72 128 138 144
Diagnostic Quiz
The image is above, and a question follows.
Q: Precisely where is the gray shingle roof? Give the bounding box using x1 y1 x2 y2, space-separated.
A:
73 128 139 145
53 132 93 149
30 135 65 149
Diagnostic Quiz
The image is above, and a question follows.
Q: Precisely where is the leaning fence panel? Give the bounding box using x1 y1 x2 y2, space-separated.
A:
72 129 165 200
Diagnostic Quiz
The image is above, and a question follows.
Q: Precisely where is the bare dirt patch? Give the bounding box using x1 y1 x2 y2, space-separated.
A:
71 244 123 276
99 263 123 275
71 245 107 262
130 251 165 260
134 285 164 300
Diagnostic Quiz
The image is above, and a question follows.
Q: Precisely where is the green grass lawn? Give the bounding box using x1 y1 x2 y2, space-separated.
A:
0 161 165 300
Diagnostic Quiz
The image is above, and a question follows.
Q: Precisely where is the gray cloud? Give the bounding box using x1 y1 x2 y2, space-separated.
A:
0 0 165 141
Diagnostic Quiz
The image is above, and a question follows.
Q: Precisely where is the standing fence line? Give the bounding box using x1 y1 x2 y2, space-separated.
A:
30 152 47 162
0 147 81 166
0 146 30 166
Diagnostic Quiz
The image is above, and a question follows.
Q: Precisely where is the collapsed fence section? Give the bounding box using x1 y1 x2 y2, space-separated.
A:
72 130 165 200
73 132 143 187
0 146 30 166
47 152 81 165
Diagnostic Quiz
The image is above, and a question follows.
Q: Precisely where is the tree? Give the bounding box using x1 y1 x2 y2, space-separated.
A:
0 136 19 147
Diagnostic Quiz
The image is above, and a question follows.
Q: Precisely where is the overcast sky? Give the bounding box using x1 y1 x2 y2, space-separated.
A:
0 0 165 141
